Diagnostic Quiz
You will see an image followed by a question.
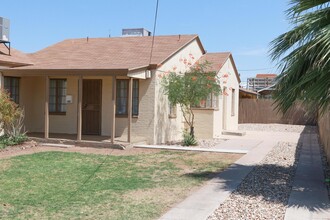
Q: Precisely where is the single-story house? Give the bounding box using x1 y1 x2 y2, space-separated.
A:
239 87 258 99
258 84 276 99
0 34 240 144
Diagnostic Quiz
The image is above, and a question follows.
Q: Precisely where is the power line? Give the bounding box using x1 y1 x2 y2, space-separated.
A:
149 0 160 65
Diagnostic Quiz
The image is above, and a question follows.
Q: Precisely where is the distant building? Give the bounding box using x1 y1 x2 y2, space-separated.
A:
247 74 277 92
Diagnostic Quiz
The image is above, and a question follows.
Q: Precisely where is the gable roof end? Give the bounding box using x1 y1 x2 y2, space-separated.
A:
197 52 241 83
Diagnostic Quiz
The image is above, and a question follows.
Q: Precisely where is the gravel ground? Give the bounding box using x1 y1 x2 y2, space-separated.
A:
208 141 300 220
198 138 227 148
199 123 317 149
238 123 317 133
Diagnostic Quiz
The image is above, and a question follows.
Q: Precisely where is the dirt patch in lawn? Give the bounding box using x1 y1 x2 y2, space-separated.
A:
0 142 162 159
0 141 243 160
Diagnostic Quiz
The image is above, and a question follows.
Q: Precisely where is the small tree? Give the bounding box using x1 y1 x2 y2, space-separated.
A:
161 61 221 137
0 89 26 146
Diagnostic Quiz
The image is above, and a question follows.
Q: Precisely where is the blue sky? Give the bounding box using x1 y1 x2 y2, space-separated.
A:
1 0 290 83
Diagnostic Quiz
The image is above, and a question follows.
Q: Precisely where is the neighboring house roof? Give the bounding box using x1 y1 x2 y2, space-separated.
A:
198 52 241 83
15 35 203 70
258 84 276 93
0 44 33 67
255 73 277 78
239 87 258 95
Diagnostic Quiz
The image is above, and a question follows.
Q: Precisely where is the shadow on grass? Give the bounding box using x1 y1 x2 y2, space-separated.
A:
183 126 330 213
184 171 219 180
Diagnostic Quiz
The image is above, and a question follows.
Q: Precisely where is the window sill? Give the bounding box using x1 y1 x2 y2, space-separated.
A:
191 107 219 111
168 114 177 119
116 114 139 118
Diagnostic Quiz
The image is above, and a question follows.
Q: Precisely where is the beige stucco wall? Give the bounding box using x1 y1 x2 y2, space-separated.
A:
114 76 155 143
20 75 116 136
193 109 214 139
153 39 205 143
218 58 240 131
20 76 45 132
213 107 222 138
20 76 80 134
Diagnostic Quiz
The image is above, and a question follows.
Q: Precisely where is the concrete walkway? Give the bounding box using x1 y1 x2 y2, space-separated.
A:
135 144 246 154
157 130 330 220
284 132 330 220
159 138 277 220
135 139 262 154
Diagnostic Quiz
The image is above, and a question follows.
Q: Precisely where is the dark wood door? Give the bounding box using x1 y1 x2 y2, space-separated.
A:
82 79 102 135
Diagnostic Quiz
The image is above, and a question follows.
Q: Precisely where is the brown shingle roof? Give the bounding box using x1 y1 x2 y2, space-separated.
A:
17 35 200 70
197 52 241 83
0 44 33 67
197 52 231 72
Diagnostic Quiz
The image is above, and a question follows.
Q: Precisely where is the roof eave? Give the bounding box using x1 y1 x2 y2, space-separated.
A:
228 54 241 83
0 68 129 76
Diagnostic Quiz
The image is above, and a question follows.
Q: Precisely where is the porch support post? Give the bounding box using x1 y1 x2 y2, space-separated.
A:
77 75 83 141
0 72 4 89
127 77 133 143
44 76 49 139
111 76 116 144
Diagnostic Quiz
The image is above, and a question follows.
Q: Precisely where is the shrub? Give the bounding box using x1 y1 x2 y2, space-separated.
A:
0 89 27 148
0 134 27 149
182 130 198 146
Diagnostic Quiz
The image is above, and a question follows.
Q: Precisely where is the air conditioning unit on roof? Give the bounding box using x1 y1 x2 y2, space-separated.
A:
0 17 10 42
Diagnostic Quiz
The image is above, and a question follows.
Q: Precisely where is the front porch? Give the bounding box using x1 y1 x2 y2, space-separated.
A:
0 69 151 145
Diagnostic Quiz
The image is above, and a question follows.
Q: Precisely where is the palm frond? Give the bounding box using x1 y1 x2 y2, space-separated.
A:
270 0 330 114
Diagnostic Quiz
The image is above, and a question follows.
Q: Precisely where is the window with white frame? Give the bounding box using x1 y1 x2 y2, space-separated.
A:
198 93 218 109
169 103 177 118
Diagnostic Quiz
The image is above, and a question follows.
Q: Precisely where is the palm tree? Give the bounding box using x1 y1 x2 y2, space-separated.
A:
270 0 330 114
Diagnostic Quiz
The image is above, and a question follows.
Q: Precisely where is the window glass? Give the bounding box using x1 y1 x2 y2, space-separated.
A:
4 77 19 104
231 88 236 116
116 79 139 116
49 79 67 114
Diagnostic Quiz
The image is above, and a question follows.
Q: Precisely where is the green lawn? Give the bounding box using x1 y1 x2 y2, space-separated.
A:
0 150 240 219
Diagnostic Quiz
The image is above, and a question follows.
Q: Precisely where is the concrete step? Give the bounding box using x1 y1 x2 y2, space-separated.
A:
222 130 246 136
